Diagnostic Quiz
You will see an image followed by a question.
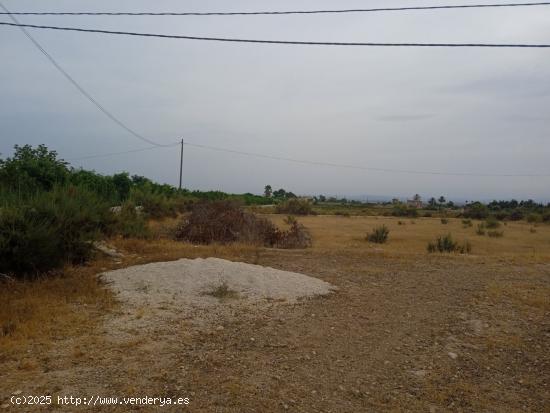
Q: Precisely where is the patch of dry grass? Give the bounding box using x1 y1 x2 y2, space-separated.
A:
266 215 550 262
0 257 117 360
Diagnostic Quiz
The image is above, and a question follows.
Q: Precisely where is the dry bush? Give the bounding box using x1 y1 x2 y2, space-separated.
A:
275 198 316 215
174 201 311 249
487 230 504 238
366 225 390 244
276 219 312 249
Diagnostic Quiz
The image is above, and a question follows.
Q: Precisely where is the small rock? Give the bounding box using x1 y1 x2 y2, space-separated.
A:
216 326 224 331
338 385 345 391
12 390 22 395
448 352 458 360
1 404 9 409
411 370 428 378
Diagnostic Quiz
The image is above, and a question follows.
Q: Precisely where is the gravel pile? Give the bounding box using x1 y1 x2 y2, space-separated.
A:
102 257 336 311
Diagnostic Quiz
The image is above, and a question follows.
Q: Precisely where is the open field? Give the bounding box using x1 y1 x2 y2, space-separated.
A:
1 215 549 412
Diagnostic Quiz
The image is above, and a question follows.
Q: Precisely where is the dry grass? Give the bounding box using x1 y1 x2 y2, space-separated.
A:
0 257 117 360
1 214 549 412
266 215 550 262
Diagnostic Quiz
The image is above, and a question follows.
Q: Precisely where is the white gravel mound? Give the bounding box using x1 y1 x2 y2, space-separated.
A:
102 257 336 310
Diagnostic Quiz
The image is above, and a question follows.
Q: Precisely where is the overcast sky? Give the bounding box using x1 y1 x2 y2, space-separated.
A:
1 0 549 201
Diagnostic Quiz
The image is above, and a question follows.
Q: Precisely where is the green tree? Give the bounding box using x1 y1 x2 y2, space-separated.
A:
273 188 287 199
112 172 132 201
264 185 272 198
0 144 69 192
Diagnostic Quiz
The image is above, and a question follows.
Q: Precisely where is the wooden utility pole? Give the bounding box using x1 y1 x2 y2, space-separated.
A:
179 139 184 190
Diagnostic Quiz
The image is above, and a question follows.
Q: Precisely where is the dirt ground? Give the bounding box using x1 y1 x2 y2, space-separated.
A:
1 216 549 412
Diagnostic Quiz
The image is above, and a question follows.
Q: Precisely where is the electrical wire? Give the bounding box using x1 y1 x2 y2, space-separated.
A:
0 2 171 147
2 2 550 16
68 141 180 161
1 21 549 48
180 141 550 177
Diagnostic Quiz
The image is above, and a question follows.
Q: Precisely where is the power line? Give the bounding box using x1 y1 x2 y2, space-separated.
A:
67 139 550 177
0 2 170 147
1 21 549 48
68 141 180 161
2 2 550 16
181 141 550 177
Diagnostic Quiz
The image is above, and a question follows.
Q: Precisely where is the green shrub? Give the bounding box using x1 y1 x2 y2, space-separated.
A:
463 202 489 219
366 225 389 244
462 219 472 227
427 234 471 254
129 188 177 219
113 202 151 239
485 216 500 229
275 198 316 215
487 230 504 238
0 186 111 277
391 204 418 218
526 213 542 224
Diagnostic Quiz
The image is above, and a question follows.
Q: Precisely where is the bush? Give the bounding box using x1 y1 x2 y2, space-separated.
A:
275 198 316 215
526 213 542 223
427 234 471 254
0 186 111 277
392 204 418 218
366 225 389 244
112 202 151 239
487 230 504 238
462 219 472 227
476 223 486 236
441 218 449 224
485 216 500 229
129 188 177 219
174 201 311 248
463 202 489 219
277 219 312 249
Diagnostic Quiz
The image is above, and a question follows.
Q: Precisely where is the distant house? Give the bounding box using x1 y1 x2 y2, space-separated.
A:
298 196 315 203
407 199 424 208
